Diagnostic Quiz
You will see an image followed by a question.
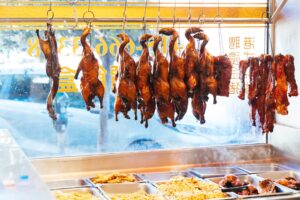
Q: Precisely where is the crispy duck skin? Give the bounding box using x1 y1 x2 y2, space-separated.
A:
192 88 207 124
274 54 289 115
182 27 202 97
256 54 269 126
193 32 217 104
137 34 155 128
74 27 105 111
214 55 233 97
259 179 276 194
248 57 260 126
36 23 61 120
113 33 137 93
284 55 298 97
153 35 170 103
153 35 176 127
114 95 131 121
263 55 275 133
113 33 138 121
238 59 250 100
159 28 188 121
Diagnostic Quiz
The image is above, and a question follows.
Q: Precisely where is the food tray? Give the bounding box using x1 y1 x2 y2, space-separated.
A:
209 175 294 199
135 171 195 182
52 186 103 200
99 182 162 200
257 171 300 191
190 166 247 178
86 172 141 187
47 179 89 190
208 175 251 187
237 163 289 174
153 177 237 200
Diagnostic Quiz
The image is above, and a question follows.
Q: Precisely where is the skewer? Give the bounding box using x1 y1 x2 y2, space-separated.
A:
0 17 269 23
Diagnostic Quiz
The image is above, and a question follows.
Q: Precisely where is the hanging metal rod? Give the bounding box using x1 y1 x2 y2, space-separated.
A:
0 17 268 23
270 0 288 22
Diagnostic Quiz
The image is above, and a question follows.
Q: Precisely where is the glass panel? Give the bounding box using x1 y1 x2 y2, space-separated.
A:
0 25 266 158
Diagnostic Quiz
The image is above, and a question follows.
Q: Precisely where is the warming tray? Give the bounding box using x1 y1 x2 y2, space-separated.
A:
52 186 103 200
86 172 141 187
153 177 237 200
190 166 247 178
47 179 89 190
99 182 163 200
135 171 195 182
257 171 300 191
237 163 289 174
207 175 294 199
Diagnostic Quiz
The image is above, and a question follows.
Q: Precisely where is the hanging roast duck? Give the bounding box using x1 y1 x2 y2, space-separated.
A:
159 28 188 121
36 23 61 120
74 27 105 110
153 35 176 127
113 33 138 121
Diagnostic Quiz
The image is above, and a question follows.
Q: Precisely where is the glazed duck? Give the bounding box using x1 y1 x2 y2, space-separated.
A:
36 23 61 120
274 54 289 115
153 35 176 127
113 33 138 121
214 55 233 97
193 31 217 104
136 34 155 128
74 27 105 110
182 27 202 97
238 59 250 100
284 55 298 97
159 28 188 121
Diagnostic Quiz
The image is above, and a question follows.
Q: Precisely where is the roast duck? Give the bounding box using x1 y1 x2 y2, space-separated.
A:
238 54 298 133
36 23 61 120
153 35 176 127
113 33 138 121
159 28 188 121
136 34 156 128
74 27 105 110
111 27 233 127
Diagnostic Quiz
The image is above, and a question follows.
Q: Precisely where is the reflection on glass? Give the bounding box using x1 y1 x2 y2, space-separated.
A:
0 26 265 158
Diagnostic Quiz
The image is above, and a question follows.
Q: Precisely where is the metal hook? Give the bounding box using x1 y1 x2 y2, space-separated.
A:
122 0 128 33
47 9 54 22
156 0 160 34
188 0 191 27
83 10 95 26
64 0 78 30
172 0 176 28
142 0 148 33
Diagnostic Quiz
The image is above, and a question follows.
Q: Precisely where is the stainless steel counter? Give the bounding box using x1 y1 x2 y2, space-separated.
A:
2 128 300 199
0 130 54 200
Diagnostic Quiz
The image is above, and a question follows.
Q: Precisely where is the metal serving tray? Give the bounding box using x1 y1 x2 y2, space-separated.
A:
190 166 247 178
47 179 88 190
257 171 300 191
237 163 289 174
135 171 195 182
99 182 162 200
52 186 103 200
208 175 294 199
86 173 141 187
153 178 237 200
208 175 251 188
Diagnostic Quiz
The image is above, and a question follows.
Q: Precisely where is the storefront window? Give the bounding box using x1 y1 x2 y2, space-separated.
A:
0 25 266 157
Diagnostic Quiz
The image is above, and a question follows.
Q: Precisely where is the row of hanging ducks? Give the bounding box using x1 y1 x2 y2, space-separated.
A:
37 24 232 128
113 27 232 128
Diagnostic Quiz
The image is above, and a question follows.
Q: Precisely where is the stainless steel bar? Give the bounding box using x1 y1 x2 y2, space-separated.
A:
0 17 269 23
270 0 288 22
